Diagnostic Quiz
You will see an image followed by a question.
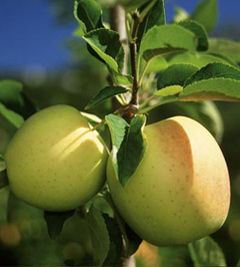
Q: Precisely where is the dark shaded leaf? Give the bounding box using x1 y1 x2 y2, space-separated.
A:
103 214 123 266
86 206 110 266
0 155 6 172
117 115 147 186
157 63 199 89
184 62 240 87
44 210 75 240
86 86 128 110
82 29 124 73
125 223 142 257
143 47 185 62
178 20 208 51
137 0 166 47
74 0 103 36
106 114 147 186
0 80 37 119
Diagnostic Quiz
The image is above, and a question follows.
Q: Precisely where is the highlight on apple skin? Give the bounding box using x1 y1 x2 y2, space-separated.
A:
5 105 108 212
107 116 230 246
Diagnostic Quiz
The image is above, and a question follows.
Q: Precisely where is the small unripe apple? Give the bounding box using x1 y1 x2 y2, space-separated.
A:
5 105 108 212
107 116 230 246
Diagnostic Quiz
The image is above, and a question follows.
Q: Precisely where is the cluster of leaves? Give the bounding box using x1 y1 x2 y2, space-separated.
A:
1 0 240 266
74 0 240 186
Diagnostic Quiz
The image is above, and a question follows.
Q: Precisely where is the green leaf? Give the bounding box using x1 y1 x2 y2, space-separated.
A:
208 38 240 63
208 52 238 67
140 24 197 58
0 172 8 190
44 210 75 240
103 214 123 266
86 86 128 110
0 187 9 225
184 62 240 87
117 115 147 186
0 80 23 103
144 56 169 74
74 0 103 36
180 78 240 101
0 103 24 129
125 223 142 257
80 112 105 133
137 0 166 46
0 80 36 119
0 155 6 172
103 192 142 258
82 29 124 73
105 114 129 152
190 0 218 33
86 206 110 266
157 63 199 89
178 20 208 51
158 245 189 266
0 156 8 189
143 47 186 62
188 236 226 266
114 73 134 86
155 85 183 97
106 114 147 186
167 51 237 69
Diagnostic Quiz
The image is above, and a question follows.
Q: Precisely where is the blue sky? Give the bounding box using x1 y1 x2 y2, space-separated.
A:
0 0 239 71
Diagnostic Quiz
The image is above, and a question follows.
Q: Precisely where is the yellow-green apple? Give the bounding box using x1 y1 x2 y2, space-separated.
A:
107 116 230 246
5 105 108 211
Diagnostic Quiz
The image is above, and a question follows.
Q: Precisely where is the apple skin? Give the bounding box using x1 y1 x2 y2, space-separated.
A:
107 116 230 246
5 105 108 212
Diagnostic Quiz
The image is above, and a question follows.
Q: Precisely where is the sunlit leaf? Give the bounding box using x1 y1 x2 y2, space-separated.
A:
140 24 197 58
0 103 24 129
155 85 183 97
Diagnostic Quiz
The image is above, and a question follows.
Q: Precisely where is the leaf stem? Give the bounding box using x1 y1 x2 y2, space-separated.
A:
138 0 158 23
140 96 178 113
138 60 152 87
188 243 199 265
91 119 106 131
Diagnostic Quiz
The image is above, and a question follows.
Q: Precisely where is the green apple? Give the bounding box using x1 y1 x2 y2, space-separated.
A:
107 116 230 246
5 105 108 212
